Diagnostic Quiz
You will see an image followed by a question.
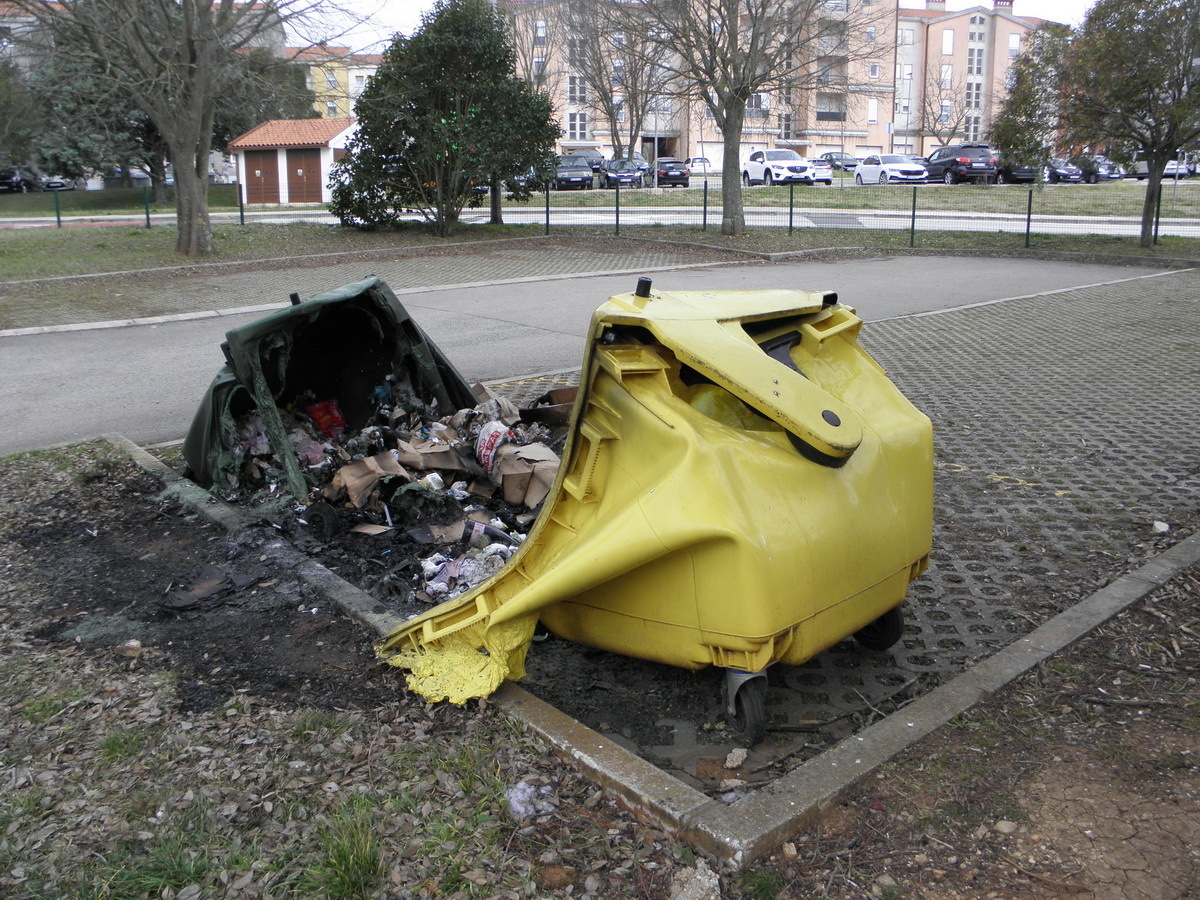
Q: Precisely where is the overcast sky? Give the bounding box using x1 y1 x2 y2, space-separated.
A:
338 0 1098 53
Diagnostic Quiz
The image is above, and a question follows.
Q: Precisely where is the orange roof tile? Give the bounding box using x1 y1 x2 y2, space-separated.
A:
228 118 354 150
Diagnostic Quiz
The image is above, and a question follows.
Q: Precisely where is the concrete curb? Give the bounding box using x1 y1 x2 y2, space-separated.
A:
108 432 1200 870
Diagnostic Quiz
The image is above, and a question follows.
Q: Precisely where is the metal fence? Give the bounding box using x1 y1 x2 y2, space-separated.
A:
492 176 1200 247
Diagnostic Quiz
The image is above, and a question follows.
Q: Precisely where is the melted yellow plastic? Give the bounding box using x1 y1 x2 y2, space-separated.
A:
382 616 537 704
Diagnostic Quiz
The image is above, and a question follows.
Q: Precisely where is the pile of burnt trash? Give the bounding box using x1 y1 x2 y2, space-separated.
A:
225 385 575 611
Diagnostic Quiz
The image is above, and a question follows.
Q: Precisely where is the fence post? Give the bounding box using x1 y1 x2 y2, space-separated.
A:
544 185 550 235
238 182 245 226
53 188 62 228
702 179 708 231
788 183 795 234
614 182 620 237
1154 185 1162 244
1025 188 1033 249
143 185 151 229
909 185 917 248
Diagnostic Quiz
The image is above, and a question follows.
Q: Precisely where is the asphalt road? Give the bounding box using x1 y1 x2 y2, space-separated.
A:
1 255 1169 455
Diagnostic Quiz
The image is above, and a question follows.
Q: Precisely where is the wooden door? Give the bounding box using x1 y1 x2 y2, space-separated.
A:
286 148 322 203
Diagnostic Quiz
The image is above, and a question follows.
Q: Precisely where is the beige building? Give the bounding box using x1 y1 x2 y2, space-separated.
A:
503 0 1051 168
893 0 1049 157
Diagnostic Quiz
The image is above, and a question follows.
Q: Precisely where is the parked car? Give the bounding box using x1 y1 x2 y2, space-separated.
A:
1070 155 1124 183
653 157 690 187
553 157 596 190
818 151 860 172
995 154 1037 184
600 158 645 188
563 149 606 174
854 154 927 184
684 156 713 173
0 168 46 192
1044 157 1083 183
613 151 650 174
742 149 830 186
803 158 834 185
1132 152 1188 180
923 144 998 184
40 174 77 191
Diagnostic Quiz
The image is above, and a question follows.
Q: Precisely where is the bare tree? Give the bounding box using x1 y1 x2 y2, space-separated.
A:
501 0 566 99
11 0 343 257
918 59 973 148
561 0 676 161
617 0 888 235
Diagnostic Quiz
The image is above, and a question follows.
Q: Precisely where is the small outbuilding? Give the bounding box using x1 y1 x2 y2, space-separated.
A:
228 118 354 205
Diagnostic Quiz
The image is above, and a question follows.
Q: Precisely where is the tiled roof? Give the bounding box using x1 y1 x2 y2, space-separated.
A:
286 45 380 64
228 118 354 150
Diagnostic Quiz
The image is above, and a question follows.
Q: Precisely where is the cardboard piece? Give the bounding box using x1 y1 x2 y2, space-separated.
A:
395 439 472 472
351 523 394 535
331 452 411 508
491 443 560 508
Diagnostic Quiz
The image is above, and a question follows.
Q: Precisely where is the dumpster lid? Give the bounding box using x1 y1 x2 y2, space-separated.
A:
594 288 864 465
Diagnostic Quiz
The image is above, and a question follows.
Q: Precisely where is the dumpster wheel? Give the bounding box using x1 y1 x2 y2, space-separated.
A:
852 606 905 652
726 670 768 746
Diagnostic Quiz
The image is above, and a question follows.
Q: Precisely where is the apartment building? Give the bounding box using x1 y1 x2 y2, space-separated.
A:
503 0 1051 168
893 0 1048 157
286 44 382 118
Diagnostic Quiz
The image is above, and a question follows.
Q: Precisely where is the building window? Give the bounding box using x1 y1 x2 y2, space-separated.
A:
867 98 878 124
939 100 951 124
325 70 337 90
970 15 984 25
967 47 983 76
898 27 914 45
967 82 982 109
1008 33 1021 58
534 19 546 47
868 61 881 79
352 74 365 96
816 93 846 122
940 63 953 89
942 29 954 55
966 114 982 142
568 38 583 66
613 59 625 87
326 100 338 116
780 113 794 140
533 57 546 83
895 96 910 114
568 112 588 140
864 25 876 41
569 76 587 102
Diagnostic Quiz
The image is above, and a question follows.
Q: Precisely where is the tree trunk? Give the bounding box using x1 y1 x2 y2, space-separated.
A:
720 106 746 235
489 173 504 224
1139 169 1161 249
173 155 213 257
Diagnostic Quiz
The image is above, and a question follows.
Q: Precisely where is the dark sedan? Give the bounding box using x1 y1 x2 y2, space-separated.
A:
553 158 595 190
600 159 644 188
1045 157 1083 183
1071 155 1124 183
653 157 690 187
0 168 46 192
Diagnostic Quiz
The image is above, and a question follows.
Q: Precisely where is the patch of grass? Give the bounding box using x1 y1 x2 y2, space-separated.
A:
289 707 358 745
739 866 787 899
297 796 386 899
97 727 154 763
20 689 84 723
82 834 217 899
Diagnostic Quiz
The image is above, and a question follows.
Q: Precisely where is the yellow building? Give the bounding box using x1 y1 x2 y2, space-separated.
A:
286 44 382 118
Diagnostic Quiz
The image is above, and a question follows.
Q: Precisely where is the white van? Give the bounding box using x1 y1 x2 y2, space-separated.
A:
1133 152 1188 179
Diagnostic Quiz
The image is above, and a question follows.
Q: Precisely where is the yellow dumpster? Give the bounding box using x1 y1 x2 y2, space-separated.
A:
378 278 933 741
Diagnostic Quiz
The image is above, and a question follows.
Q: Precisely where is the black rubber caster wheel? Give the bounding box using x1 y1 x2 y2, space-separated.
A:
733 679 767 746
853 606 905 651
